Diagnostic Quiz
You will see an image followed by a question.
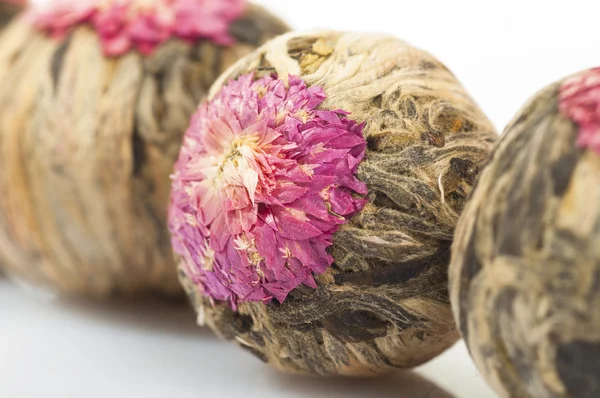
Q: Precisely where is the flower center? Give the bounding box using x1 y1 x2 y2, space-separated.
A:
212 133 267 207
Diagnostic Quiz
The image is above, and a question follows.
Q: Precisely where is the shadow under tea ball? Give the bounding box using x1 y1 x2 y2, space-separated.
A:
170 30 497 376
0 0 288 296
450 67 600 398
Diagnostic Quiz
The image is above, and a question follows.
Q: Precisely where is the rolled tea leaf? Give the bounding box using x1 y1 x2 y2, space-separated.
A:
170 30 497 376
450 67 600 398
0 0 288 297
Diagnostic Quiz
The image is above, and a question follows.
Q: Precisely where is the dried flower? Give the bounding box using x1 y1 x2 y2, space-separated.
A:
27 0 246 56
450 67 600 398
169 73 367 308
178 31 497 376
559 67 600 154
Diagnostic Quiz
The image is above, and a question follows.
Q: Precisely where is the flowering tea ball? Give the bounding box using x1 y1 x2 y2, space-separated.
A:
449 68 600 398
171 31 497 375
0 0 288 296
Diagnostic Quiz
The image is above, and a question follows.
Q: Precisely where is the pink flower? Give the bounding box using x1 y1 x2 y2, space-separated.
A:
169 73 368 308
26 0 246 56
560 67 600 155
27 0 97 39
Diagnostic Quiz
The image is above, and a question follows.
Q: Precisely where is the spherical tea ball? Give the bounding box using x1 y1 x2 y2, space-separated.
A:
170 30 497 376
0 0 23 28
450 67 600 398
0 0 288 297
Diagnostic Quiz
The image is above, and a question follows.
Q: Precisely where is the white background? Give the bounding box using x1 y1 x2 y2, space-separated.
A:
2 0 598 397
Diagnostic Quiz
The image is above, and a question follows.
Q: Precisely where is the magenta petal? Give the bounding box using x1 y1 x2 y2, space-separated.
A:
271 184 308 204
289 195 330 220
262 283 291 303
253 225 285 272
329 189 359 215
243 288 271 302
225 207 257 235
198 271 231 302
271 207 323 240
209 213 230 252
286 239 313 266
101 34 131 56
302 274 318 289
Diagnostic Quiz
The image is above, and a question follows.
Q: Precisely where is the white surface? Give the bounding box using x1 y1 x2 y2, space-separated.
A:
4 0 599 397
0 279 494 398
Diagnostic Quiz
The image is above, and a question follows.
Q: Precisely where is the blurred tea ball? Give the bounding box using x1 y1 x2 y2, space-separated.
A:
0 0 288 297
450 67 600 398
0 0 24 28
171 30 497 376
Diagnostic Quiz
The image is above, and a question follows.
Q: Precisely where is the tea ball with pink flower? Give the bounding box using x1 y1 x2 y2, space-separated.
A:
0 0 287 297
450 67 600 398
170 30 498 376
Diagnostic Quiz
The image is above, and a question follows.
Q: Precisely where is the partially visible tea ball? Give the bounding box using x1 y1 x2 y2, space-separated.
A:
171 30 497 376
0 0 25 279
0 0 288 297
450 68 600 398
0 0 23 28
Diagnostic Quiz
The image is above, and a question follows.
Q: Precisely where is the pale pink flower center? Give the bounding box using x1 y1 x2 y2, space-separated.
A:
214 134 263 203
